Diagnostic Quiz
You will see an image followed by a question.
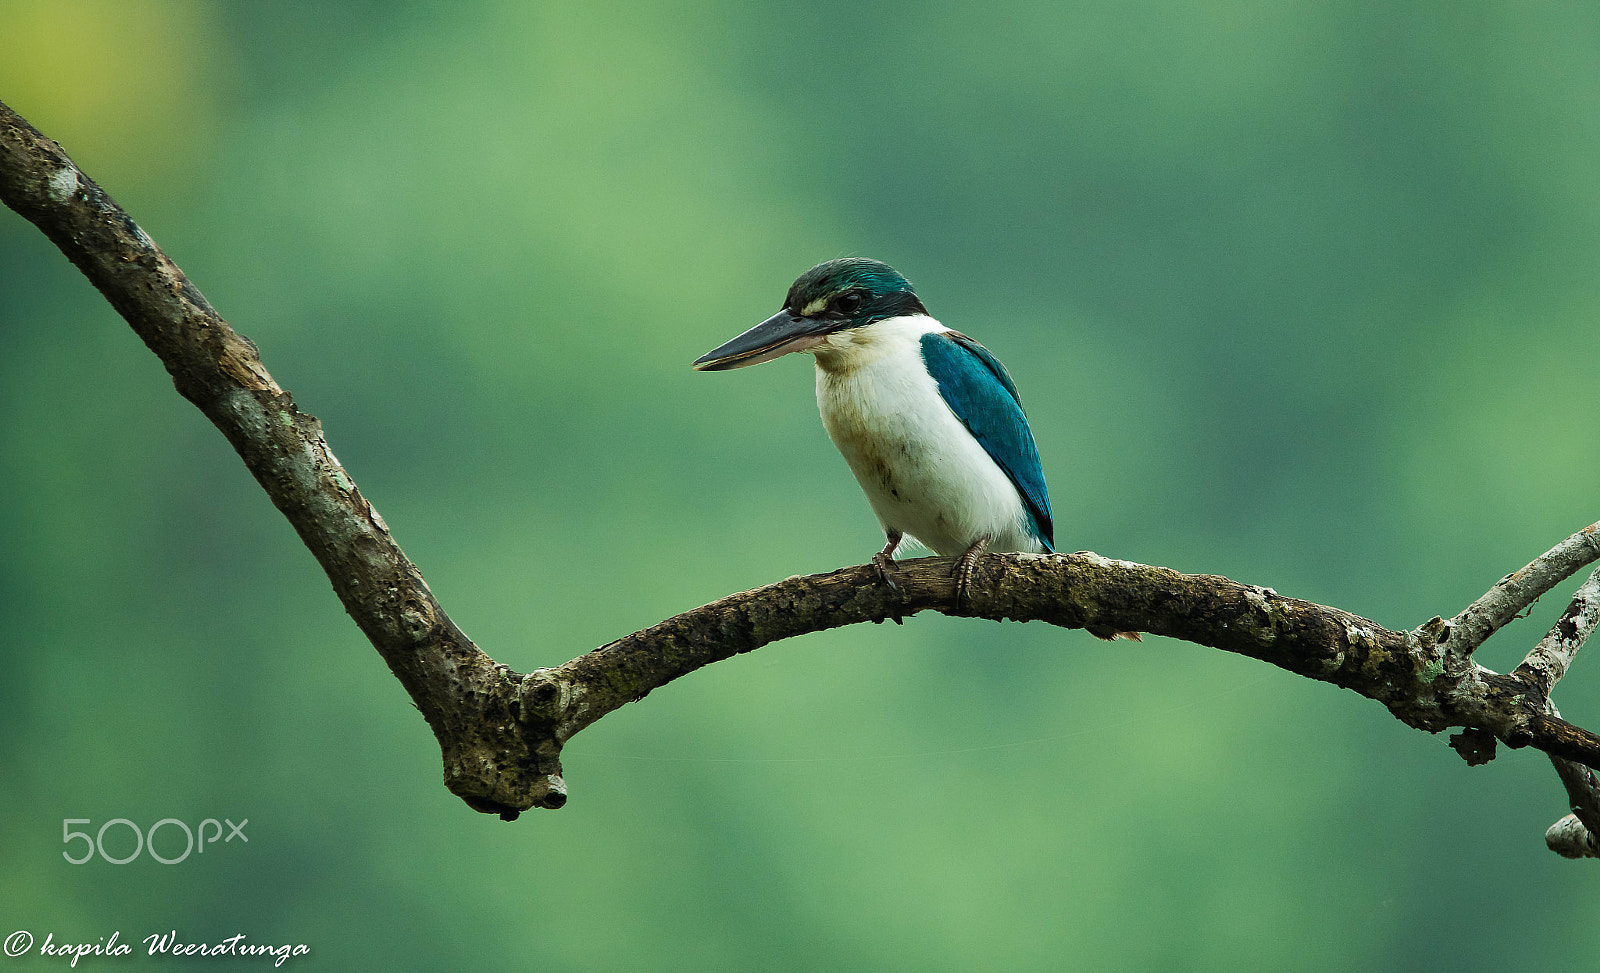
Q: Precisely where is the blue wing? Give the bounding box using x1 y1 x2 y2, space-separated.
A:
919 331 1054 551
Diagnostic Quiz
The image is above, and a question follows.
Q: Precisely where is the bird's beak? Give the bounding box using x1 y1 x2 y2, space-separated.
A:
693 309 831 370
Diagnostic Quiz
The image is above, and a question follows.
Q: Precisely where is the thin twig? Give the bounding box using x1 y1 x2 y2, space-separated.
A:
1446 522 1600 655
1513 566 1600 697
1546 756 1600 859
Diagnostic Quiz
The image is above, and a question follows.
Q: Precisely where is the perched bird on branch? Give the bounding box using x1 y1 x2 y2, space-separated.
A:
695 257 1134 640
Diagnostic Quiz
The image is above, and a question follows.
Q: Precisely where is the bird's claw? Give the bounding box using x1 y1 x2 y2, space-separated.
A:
952 558 976 611
872 552 901 593
871 552 905 624
951 534 991 611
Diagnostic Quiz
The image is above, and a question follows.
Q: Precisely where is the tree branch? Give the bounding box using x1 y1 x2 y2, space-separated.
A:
1512 566 1600 697
1518 582 1600 854
5 100 1599 856
1546 755 1600 859
1445 523 1600 656
0 100 565 816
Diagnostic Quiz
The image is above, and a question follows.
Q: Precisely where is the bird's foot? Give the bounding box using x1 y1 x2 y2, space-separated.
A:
871 552 906 625
871 551 901 595
952 534 992 610
871 532 906 625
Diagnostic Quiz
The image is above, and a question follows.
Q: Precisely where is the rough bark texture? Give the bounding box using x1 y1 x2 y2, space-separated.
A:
1513 567 1600 697
4 100 1599 852
1547 755 1600 858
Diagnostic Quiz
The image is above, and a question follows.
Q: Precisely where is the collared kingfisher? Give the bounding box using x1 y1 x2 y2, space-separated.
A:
693 257 1064 608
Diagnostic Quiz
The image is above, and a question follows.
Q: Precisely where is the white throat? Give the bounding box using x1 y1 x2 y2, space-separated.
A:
809 314 947 374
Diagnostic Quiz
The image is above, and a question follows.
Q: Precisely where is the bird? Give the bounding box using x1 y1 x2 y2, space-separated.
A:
692 257 1123 627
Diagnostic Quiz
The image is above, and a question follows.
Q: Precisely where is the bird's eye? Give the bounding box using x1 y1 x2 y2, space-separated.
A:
835 292 864 315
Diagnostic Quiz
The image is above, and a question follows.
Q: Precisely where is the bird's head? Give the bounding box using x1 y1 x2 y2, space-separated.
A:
693 258 928 370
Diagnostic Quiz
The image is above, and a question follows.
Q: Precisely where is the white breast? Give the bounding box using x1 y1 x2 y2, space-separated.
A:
810 315 1043 557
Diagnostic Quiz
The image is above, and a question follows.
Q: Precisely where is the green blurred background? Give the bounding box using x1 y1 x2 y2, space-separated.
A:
3 0 1598 968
